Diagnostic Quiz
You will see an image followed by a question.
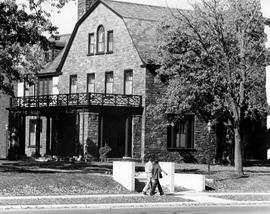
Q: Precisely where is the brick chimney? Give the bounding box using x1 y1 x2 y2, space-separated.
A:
77 0 97 20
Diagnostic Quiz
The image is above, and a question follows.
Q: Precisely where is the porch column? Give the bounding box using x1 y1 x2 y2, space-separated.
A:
99 115 104 147
75 112 80 156
124 116 132 158
79 111 89 157
171 123 176 148
45 116 51 155
35 115 41 157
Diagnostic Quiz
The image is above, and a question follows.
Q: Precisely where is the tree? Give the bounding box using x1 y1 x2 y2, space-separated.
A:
0 0 66 96
155 0 268 175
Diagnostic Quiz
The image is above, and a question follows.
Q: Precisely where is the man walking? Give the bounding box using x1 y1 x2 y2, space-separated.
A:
142 156 153 195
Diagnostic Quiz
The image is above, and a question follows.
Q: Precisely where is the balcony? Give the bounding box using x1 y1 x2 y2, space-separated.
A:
10 92 142 110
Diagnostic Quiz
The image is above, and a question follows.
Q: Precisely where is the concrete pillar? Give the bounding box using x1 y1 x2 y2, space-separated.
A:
46 116 51 155
124 116 131 158
159 162 175 193
113 161 135 191
99 115 104 147
79 112 89 156
35 115 41 157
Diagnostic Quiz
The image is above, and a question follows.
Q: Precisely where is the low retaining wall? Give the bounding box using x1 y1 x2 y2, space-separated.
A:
113 161 135 191
174 173 205 191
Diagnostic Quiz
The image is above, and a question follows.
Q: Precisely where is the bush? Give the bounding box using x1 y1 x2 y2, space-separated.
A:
99 144 112 162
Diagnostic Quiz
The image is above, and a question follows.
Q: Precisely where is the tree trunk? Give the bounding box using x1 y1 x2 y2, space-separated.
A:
234 127 243 176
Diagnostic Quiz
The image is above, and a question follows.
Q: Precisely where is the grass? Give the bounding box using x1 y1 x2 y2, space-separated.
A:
174 163 270 192
0 160 270 196
0 196 193 206
0 172 129 196
215 195 270 201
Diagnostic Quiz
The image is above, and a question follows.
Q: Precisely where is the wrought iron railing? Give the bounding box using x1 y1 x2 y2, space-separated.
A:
10 93 142 109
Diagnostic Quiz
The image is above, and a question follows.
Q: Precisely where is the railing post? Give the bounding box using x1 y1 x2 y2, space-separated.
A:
66 94 69 106
77 93 80 105
47 95 49 107
87 93 91 105
115 94 117 106
37 96 39 108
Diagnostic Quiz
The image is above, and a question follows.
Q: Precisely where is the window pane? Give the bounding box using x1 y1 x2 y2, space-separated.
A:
105 72 113 93
97 26 105 53
89 34 94 54
167 115 194 149
70 75 77 93
87 74 95 93
107 31 113 52
124 70 133 95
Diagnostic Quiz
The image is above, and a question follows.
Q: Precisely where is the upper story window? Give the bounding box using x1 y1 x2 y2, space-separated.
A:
105 71 113 94
107 30 113 53
38 77 52 95
124 70 133 95
88 33 95 55
70 75 77 94
24 82 30 97
167 115 195 150
87 73 95 93
97 25 105 54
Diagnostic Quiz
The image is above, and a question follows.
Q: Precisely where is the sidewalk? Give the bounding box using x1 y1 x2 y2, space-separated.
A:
1 191 270 210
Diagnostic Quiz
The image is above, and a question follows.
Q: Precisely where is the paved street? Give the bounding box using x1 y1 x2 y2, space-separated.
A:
2 205 270 214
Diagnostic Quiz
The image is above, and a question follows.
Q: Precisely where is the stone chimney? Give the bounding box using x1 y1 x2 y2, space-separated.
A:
77 0 97 20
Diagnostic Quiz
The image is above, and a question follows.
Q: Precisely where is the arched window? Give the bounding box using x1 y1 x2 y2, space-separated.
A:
97 25 105 53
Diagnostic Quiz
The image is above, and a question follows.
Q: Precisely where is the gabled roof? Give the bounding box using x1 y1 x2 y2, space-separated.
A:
102 0 176 21
56 0 181 73
38 34 70 76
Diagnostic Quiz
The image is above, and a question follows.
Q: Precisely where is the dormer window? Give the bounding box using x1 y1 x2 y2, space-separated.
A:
97 25 105 54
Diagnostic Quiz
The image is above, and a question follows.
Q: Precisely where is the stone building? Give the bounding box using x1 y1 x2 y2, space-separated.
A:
7 0 266 162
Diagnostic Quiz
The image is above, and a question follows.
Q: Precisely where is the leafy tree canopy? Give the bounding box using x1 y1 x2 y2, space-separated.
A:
155 0 268 175
0 0 69 96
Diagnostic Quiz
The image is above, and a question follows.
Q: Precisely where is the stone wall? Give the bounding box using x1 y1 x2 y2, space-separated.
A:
143 68 183 162
86 113 99 159
59 3 146 159
132 115 142 159
59 3 146 97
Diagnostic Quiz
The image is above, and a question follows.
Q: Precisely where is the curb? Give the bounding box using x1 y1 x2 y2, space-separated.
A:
1 201 270 211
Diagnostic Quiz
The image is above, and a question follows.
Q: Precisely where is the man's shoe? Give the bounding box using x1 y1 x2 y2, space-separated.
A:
142 192 147 195
160 192 164 196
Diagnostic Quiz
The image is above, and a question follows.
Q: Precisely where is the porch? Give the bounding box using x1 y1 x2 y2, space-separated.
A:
8 92 143 160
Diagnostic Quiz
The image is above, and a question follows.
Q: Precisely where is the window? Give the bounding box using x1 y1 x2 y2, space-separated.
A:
107 31 113 53
167 115 194 149
97 25 105 53
70 75 77 93
105 72 113 94
88 33 94 55
87 73 95 93
38 77 52 95
24 82 30 97
29 119 42 147
124 70 133 95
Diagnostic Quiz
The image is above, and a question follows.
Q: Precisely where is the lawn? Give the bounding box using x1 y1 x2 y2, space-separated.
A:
0 161 270 196
0 172 129 196
175 163 270 192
